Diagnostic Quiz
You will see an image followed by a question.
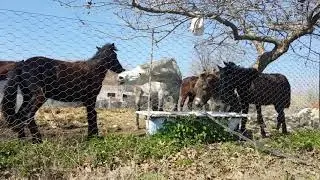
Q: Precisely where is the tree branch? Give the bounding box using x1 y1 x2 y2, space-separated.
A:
154 18 189 43
212 16 280 45
132 0 198 17
252 41 265 55
253 4 320 72
131 0 281 46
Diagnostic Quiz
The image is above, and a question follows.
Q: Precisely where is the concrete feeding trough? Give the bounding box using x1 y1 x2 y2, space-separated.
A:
135 111 248 135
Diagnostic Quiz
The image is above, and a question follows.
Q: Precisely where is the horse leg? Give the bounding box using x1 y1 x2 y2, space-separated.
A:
256 105 267 138
26 88 46 143
134 89 142 130
12 95 32 139
172 92 180 111
151 98 158 110
12 86 36 139
221 102 229 112
180 94 187 111
188 94 195 111
157 90 164 111
275 105 287 134
240 103 249 133
85 100 99 137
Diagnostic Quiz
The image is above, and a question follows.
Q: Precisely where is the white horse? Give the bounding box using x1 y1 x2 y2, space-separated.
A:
118 58 182 129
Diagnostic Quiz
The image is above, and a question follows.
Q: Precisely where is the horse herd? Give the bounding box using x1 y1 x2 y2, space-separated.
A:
0 43 291 143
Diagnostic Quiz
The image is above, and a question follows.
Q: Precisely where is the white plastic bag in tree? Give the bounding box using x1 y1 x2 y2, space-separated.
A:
190 16 204 36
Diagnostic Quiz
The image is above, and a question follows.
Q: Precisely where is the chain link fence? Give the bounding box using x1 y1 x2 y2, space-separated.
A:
0 9 319 142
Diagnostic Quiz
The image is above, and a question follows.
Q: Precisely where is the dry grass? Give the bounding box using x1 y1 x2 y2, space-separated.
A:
1 107 320 179
34 107 146 137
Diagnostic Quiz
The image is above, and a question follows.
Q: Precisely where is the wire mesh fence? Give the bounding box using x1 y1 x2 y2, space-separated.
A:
0 8 319 142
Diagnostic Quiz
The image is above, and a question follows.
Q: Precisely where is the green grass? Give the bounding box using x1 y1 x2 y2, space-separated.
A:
0 134 181 176
0 117 233 176
0 117 320 178
266 129 320 152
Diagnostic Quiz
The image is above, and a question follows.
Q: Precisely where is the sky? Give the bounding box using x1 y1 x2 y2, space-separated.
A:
0 0 319 95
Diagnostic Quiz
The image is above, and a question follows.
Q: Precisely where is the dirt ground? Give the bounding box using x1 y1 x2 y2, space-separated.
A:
0 107 146 141
0 107 320 179
69 145 320 180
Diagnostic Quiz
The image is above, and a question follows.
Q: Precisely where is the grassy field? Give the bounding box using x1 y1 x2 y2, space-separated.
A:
0 107 319 179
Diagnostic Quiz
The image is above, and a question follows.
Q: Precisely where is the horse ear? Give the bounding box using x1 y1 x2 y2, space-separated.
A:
217 65 222 70
200 72 206 78
229 61 237 66
96 46 101 50
223 61 228 66
111 43 117 51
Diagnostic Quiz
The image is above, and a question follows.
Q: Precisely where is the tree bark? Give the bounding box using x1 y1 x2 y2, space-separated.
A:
253 54 272 72
253 49 284 72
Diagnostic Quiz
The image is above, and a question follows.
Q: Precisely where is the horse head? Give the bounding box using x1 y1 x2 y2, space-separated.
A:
218 62 259 100
117 58 181 86
92 43 125 74
194 71 219 107
117 65 146 85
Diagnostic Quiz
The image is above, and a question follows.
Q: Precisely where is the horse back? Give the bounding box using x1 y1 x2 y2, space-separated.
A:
180 76 198 95
248 73 291 107
23 56 91 80
20 57 103 101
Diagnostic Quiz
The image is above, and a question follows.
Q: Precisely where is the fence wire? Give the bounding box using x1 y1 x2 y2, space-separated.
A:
0 8 319 151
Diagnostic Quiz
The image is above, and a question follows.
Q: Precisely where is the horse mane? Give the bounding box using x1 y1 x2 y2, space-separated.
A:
89 43 117 61
199 68 219 77
221 61 257 74
102 43 117 51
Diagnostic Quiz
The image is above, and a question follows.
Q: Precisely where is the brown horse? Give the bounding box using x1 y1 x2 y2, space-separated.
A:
1 43 125 143
179 75 219 111
0 61 16 81
179 76 198 110
193 71 240 113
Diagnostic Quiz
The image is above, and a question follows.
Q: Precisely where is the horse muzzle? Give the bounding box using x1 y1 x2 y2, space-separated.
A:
118 76 125 85
194 97 203 107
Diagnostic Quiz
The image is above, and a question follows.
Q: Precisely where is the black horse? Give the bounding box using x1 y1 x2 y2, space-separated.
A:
218 61 291 137
1 43 125 143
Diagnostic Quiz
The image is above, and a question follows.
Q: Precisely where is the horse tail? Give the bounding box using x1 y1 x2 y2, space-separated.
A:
1 61 23 127
285 79 291 108
282 75 291 108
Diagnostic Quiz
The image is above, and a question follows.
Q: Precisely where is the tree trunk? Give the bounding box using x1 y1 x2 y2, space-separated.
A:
252 52 275 72
252 42 290 72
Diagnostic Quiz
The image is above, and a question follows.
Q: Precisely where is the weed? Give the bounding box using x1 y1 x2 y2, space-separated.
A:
156 116 236 145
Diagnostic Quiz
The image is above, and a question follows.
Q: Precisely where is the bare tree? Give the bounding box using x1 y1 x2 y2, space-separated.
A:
55 0 320 72
191 43 218 74
190 39 247 75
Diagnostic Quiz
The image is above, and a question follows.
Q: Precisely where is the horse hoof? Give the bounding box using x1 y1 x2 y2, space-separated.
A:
86 134 102 141
244 132 253 140
282 131 290 135
88 129 99 137
261 133 270 138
